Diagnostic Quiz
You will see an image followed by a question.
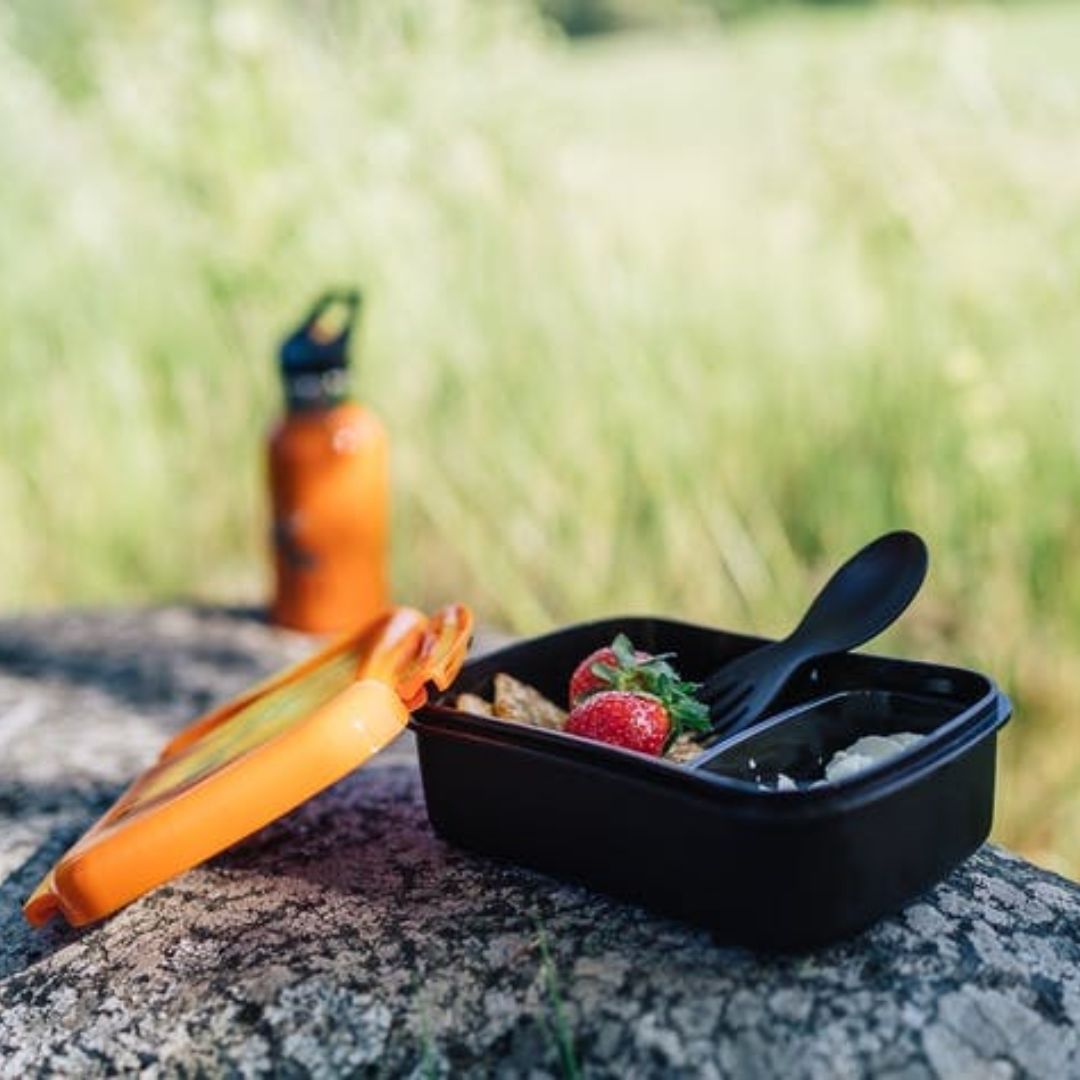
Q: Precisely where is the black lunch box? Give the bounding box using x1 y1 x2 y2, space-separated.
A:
412 616 1011 950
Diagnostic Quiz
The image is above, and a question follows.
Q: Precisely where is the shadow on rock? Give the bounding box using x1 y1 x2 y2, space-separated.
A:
208 763 542 927
0 605 310 726
0 783 114 980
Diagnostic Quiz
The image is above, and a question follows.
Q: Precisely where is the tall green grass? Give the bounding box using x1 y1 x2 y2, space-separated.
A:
1 1 1078 875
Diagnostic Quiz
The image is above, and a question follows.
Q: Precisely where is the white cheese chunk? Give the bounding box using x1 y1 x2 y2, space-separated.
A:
824 732 924 783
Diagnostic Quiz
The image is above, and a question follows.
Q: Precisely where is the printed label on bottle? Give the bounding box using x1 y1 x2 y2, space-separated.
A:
274 513 318 570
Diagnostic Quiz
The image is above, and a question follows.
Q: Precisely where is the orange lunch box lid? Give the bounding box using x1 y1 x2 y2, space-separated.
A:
24 603 473 929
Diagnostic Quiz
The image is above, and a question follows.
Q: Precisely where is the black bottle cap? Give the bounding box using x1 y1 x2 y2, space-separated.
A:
280 289 362 410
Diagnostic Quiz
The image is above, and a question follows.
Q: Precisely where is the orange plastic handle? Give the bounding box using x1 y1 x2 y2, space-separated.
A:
396 604 474 710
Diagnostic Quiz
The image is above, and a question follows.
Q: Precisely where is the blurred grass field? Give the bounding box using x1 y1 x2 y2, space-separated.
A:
1 1 1078 877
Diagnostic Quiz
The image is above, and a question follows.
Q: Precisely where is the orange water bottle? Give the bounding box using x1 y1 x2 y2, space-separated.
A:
268 290 389 633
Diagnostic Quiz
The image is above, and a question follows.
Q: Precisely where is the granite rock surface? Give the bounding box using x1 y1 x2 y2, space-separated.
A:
0 607 1078 1078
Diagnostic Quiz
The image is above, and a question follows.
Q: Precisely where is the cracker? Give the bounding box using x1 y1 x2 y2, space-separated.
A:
665 734 705 764
455 692 494 718
493 673 567 731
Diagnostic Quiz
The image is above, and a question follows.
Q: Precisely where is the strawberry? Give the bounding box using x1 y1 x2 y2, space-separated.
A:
566 691 671 756
565 634 712 756
568 635 652 704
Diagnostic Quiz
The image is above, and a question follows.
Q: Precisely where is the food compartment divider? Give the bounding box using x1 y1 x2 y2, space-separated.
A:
690 690 965 787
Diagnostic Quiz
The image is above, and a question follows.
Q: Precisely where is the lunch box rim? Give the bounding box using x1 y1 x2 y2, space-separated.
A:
411 614 1011 820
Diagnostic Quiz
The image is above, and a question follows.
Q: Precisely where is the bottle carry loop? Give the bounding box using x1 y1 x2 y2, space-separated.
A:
281 289 363 410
